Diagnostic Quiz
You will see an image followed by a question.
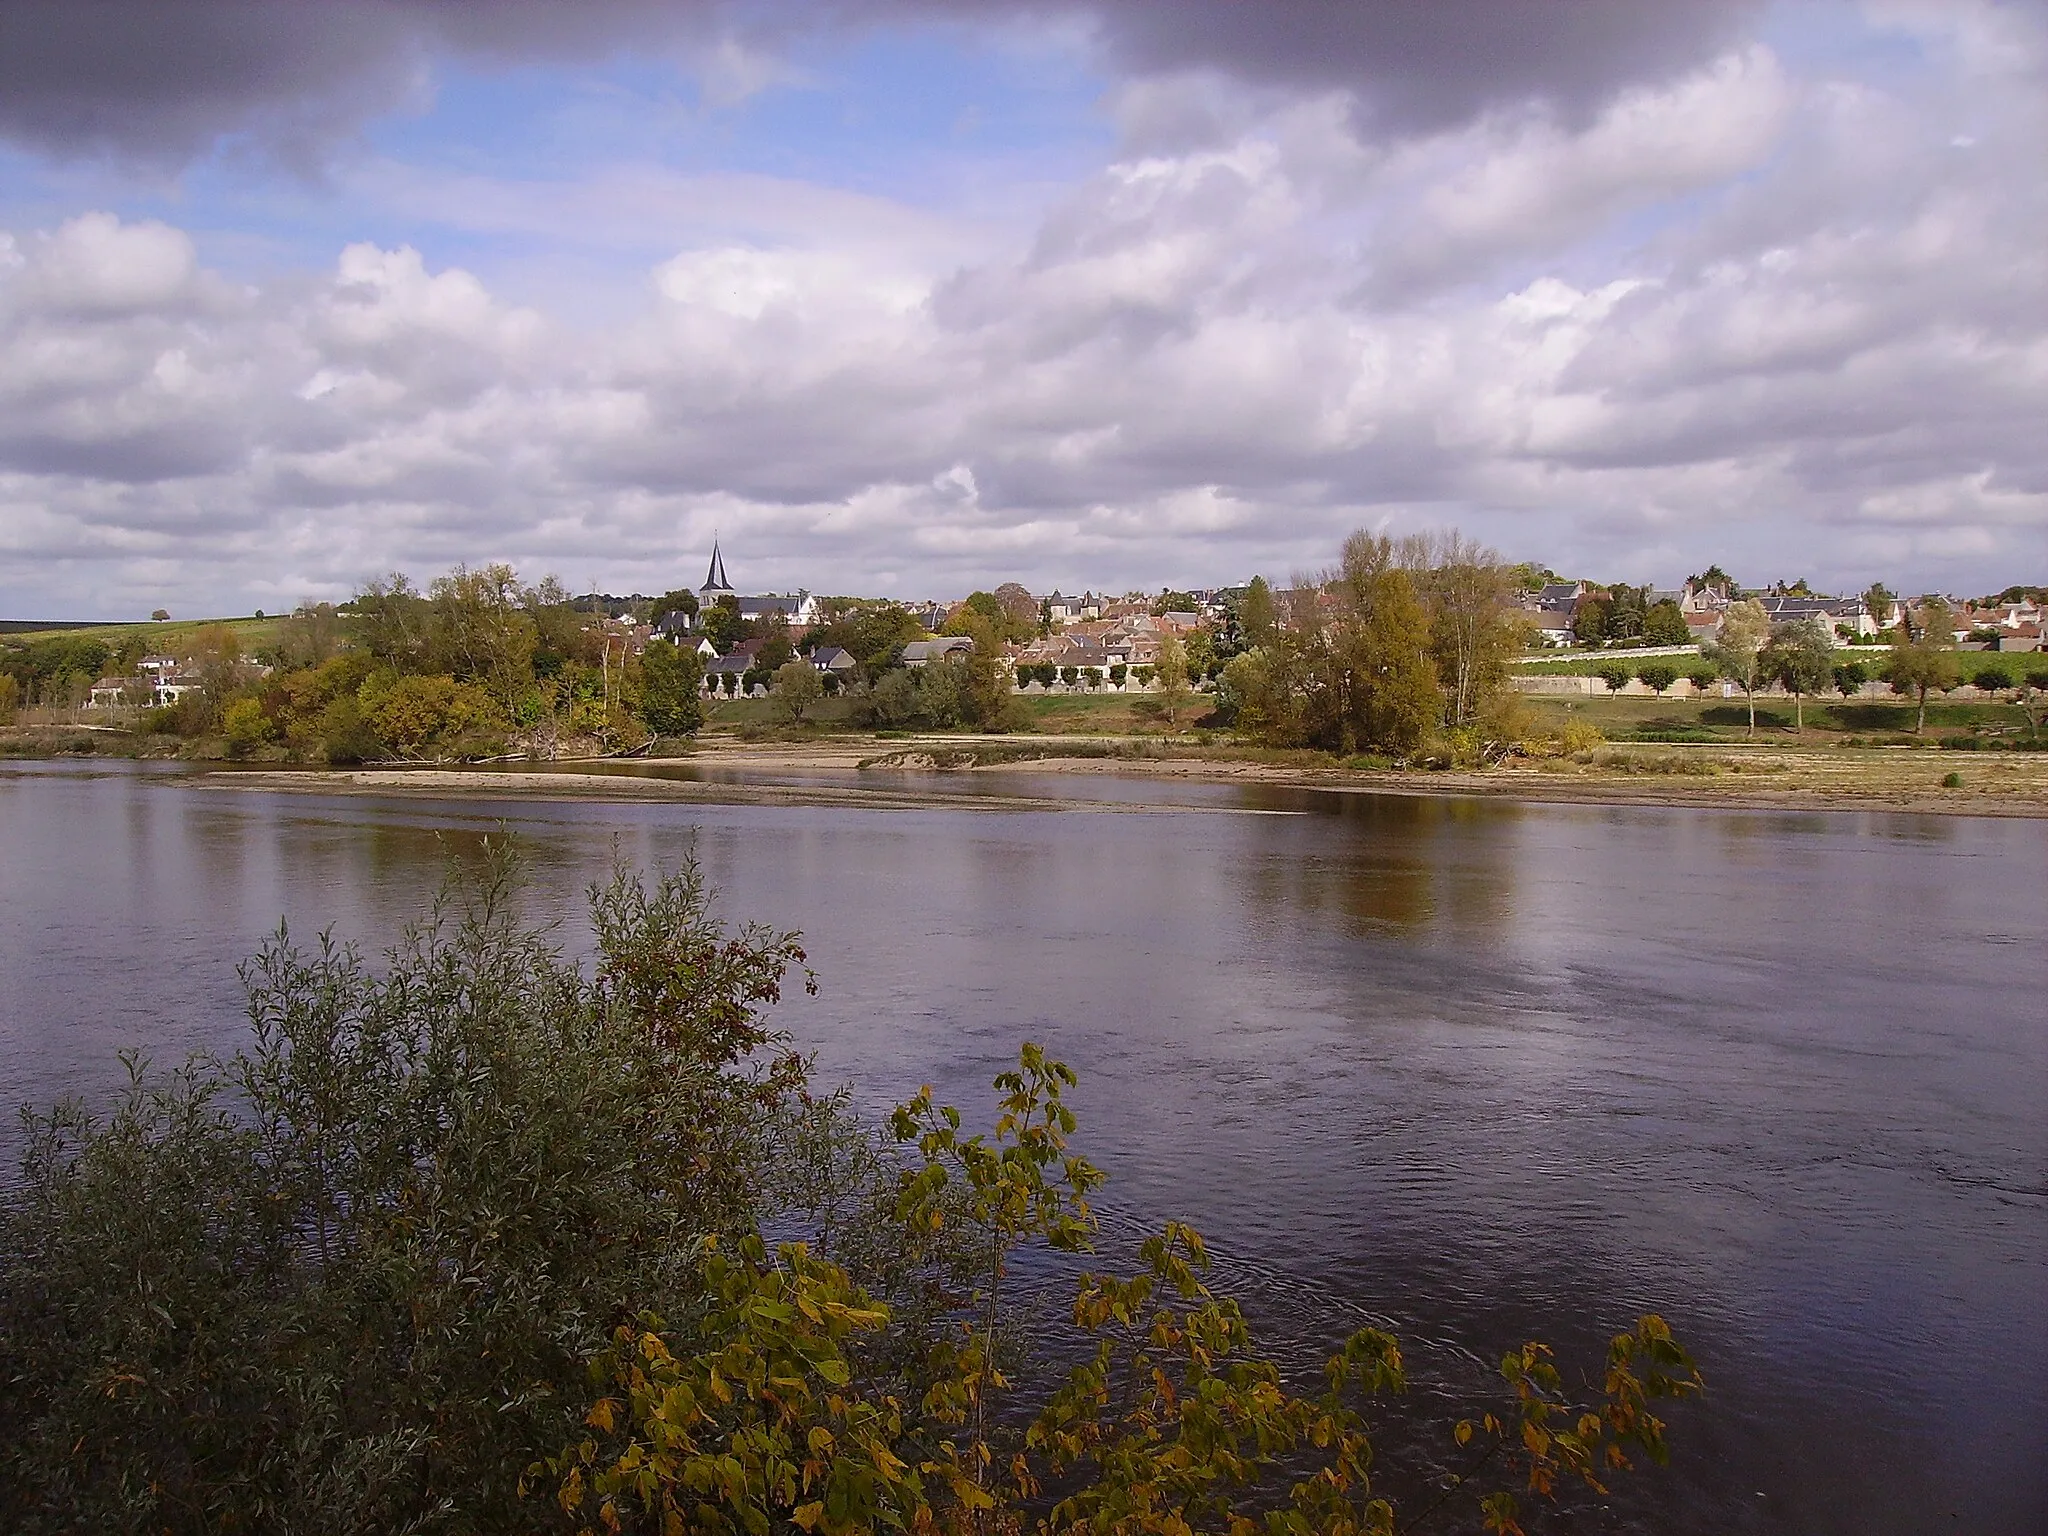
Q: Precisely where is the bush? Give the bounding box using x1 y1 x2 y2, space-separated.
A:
0 851 812 1533
1558 718 1605 755
1942 771 1964 787
220 697 273 757
1971 667 2008 692
318 695 383 764
2027 668 2048 691
1834 662 1867 696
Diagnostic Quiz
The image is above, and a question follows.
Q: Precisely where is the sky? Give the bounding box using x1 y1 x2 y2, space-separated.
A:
0 0 2043 618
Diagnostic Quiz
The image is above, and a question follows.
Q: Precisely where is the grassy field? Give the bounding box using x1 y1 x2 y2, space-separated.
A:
0 614 285 657
1515 647 2048 684
1517 692 2039 744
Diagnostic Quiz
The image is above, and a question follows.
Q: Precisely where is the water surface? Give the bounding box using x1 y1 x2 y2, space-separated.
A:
2 760 2043 1534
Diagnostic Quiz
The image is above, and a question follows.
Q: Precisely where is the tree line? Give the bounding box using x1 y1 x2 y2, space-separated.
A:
1216 531 1531 760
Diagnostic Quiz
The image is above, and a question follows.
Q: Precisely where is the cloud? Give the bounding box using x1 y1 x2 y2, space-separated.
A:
1 5 2045 617
0 1 1766 167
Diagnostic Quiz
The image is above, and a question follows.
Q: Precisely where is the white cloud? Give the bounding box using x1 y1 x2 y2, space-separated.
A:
2 6 2046 618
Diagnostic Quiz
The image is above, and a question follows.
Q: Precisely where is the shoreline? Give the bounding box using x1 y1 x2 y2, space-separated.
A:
152 735 2048 819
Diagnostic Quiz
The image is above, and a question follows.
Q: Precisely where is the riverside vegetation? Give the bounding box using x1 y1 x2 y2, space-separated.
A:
0 848 1702 1536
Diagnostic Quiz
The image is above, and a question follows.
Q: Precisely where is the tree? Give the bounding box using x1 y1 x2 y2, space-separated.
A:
702 595 751 653
1638 662 1679 695
992 582 1039 635
1154 632 1191 728
1705 598 1771 736
1834 661 1867 697
1327 533 1442 755
0 673 17 725
1862 582 1894 633
1690 564 1736 596
1761 618 1834 731
771 658 823 724
1151 589 1199 617
755 611 795 671
639 637 704 738
1598 663 1632 693
150 608 170 622
424 563 536 711
1405 531 1519 729
1570 596 1609 647
1239 576 1277 647
1884 607 1957 734
1643 600 1691 647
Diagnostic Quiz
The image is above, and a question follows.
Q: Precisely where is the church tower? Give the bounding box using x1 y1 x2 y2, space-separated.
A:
700 538 734 596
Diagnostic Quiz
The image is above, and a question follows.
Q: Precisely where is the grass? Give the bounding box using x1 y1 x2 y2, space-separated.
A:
1519 694 2039 744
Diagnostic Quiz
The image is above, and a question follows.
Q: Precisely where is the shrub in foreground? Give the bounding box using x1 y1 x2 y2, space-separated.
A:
2 855 1702 1536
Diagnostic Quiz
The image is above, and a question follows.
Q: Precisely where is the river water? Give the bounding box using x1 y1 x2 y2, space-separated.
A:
1 759 2043 1533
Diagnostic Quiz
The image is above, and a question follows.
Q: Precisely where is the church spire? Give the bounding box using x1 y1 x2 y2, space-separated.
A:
701 537 733 594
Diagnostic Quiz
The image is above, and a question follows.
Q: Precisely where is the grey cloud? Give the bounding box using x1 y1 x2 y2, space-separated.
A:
1 1 1765 166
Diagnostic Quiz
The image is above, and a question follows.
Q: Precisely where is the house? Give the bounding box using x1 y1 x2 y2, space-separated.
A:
701 654 758 696
901 637 975 667
1528 610 1577 647
1042 591 1087 626
808 646 858 677
1758 595 1876 638
736 593 822 629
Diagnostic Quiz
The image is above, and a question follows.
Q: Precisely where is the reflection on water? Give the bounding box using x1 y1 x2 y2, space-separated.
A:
1 760 2044 1535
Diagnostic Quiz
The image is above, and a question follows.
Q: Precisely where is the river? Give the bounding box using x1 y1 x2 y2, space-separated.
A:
2 758 2043 1533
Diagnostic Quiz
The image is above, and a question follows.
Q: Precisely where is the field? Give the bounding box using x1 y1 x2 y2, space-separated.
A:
1514 646 2048 685
0 614 285 656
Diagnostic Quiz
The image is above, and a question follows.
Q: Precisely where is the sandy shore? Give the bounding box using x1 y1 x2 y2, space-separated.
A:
174 733 2048 819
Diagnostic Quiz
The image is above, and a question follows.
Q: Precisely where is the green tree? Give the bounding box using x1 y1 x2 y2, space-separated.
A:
756 611 796 671
1151 633 1190 729
639 637 704 738
1150 590 1198 617
772 658 823 724
1705 598 1771 737
1834 661 1867 697
1884 603 1957 734
1598 662 1632 693
0 673 18 724
1762 617 1834 731
702 595 751 653
1570 597 1609 647
220 697 273 757
1637 662 1679 695
423 564 537 711
1862 582 1894 633
1643 600 1691 647
1329 533 1442 755
1407 532 1519 729
1240 576 1277 647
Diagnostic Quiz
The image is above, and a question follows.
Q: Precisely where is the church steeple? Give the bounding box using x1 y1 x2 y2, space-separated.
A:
700 537 733 595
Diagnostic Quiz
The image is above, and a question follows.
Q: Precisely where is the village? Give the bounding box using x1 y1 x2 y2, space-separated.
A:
32 543 2048 717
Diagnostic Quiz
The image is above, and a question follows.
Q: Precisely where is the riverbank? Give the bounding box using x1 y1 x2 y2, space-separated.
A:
154 733 2048 817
